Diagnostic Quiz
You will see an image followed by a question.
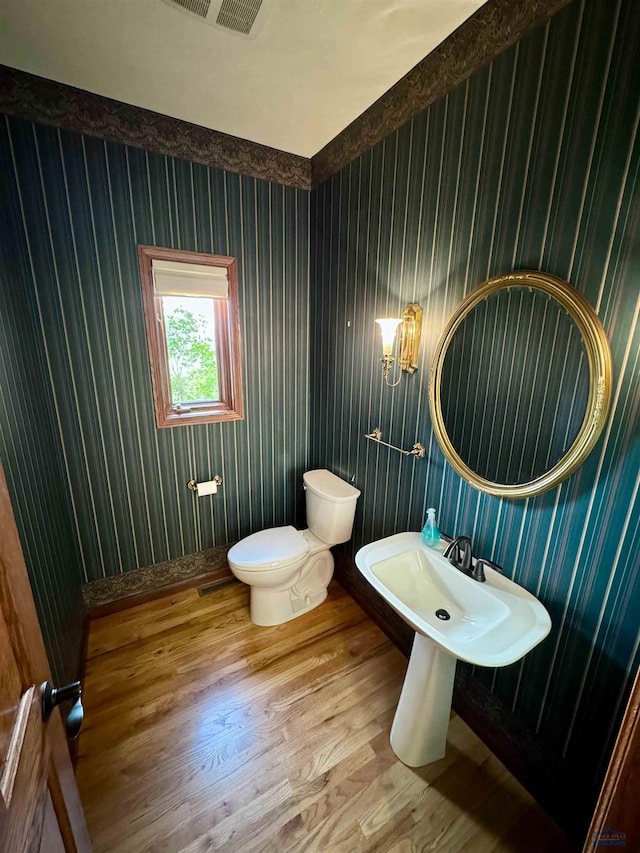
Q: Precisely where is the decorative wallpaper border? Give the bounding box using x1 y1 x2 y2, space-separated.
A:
82 544 233 611
311 0 576 185
0 64 312 190
0 0 575 189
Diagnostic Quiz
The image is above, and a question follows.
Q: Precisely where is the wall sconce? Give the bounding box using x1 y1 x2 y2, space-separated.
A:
375 303 423 387
375 317 402 386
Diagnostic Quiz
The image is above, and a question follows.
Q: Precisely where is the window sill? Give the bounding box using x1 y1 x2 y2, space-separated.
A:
158 405 244 428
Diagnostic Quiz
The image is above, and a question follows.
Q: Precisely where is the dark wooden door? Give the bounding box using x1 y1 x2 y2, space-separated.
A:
0 464 90 851
584 664 640 851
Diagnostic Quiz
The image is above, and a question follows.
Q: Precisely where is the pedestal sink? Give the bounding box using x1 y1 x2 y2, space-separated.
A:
355 532 551 767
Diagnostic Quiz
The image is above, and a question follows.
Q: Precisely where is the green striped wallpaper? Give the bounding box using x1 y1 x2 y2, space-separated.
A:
310 0 639 829
0 0 637 829
0 132 85 686
0 117 309 680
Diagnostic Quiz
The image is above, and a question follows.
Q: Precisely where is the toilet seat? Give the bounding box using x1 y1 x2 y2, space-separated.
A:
228 525 308 571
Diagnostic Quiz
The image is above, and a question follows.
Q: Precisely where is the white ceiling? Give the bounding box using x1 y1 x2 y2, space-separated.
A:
0 0 487 158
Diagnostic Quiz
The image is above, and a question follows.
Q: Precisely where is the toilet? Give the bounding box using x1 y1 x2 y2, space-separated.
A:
227 469 360 626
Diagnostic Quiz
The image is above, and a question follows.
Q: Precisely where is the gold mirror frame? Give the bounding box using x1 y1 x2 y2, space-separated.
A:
429 271 613 498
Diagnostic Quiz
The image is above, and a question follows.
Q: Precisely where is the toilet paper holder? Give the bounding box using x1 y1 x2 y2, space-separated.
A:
188 475 223 492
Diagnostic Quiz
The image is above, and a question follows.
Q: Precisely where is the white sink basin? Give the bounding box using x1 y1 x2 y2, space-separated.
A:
356 532 551 667
355 532 551 767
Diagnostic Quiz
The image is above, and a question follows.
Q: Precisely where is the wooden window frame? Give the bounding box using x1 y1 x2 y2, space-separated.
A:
138 245 244 428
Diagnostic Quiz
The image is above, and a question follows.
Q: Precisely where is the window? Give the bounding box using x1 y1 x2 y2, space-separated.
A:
138 246 244 428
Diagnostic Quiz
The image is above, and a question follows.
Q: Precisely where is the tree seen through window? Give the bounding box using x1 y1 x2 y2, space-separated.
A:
163 298 219 404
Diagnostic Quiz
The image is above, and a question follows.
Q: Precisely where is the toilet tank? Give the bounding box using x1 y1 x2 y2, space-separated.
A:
303 469 361 545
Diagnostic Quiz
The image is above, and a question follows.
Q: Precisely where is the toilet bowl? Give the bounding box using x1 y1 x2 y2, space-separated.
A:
227 470 360 626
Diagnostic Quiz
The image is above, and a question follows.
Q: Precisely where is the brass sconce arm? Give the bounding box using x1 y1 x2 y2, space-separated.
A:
381 353 402 387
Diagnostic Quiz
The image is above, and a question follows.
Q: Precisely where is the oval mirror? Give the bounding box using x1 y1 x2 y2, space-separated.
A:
429 272 612 498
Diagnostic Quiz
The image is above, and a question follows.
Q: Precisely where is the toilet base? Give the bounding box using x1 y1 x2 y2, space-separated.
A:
246 550 334 626
250 586 328 626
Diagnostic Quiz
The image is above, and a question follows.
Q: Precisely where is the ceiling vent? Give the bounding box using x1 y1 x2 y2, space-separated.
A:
161 0 270 37
171 0 211 18
216 0 264 35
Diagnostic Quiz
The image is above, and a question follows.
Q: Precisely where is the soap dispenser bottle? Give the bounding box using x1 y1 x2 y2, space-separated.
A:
422 507 442 549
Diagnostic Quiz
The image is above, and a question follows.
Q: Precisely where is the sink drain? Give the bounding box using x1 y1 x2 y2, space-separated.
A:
435 609 451 621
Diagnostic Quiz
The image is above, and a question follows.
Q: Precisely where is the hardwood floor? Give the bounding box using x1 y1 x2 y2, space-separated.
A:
76 581 575 852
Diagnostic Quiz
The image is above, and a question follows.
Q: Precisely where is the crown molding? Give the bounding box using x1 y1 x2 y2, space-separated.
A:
0 0 574 191
0 64 312 190
310 0 575 186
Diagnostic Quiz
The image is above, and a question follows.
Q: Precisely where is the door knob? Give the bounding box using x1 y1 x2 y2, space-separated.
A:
41 681 84 740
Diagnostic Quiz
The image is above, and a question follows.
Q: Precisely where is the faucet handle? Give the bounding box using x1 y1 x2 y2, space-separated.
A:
474 557 503 583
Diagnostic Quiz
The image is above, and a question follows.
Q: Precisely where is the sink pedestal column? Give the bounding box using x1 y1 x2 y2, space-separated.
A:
390 633 457 767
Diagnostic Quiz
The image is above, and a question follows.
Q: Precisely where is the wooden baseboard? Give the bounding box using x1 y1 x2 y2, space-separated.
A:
452 667 591 845
87 566 235 619
83 544 235 616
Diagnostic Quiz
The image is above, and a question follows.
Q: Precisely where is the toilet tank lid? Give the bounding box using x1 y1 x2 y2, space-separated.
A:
303 469 361 502
228 525 308 569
